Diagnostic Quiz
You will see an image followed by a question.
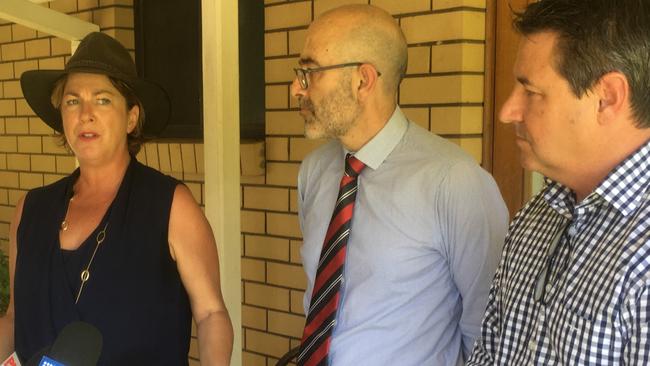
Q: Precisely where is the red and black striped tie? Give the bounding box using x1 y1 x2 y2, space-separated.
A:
297 154 366 366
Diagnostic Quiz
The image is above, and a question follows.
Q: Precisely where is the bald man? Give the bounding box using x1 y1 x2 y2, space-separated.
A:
291 5 508 365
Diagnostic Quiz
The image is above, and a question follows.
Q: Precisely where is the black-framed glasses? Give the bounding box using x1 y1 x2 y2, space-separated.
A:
293 62 381 89
534 221 570 305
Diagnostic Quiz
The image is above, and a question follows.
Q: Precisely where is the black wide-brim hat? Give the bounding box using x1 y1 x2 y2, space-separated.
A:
20 32 170 137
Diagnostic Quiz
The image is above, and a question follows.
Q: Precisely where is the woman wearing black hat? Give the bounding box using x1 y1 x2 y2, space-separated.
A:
0 32 233 365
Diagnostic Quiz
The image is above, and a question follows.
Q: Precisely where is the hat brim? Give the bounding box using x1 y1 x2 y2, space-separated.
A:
20 69 170 138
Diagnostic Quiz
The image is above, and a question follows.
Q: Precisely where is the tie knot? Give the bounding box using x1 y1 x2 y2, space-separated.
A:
345 154 365 178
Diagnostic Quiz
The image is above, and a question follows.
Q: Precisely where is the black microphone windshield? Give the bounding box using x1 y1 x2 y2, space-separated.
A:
48 321 103 366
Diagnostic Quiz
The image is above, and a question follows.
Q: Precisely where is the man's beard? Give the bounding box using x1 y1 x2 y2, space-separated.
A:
299 78 361 140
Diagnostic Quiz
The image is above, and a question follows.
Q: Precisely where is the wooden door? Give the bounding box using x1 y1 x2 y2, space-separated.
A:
483 0 533 218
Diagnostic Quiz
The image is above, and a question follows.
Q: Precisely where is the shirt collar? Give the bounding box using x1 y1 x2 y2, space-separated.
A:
544 139 650 218
346 107 408 170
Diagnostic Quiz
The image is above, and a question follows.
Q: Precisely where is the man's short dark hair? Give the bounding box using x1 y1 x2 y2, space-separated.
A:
515 0 650 128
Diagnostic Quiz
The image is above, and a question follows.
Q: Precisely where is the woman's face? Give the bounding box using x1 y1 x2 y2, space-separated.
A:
60 73 139 166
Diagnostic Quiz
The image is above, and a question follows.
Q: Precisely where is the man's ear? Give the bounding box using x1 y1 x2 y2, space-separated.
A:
356 63 380 99
596 71 629 125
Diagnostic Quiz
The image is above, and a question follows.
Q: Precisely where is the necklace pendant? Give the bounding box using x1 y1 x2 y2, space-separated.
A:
81 270 90 282
61 220 68 231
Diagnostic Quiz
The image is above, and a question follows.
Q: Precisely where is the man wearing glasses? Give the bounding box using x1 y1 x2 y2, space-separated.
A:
291 4 508 365
468 1 650 365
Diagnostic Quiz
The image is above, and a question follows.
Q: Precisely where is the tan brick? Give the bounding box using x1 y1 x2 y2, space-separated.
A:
28 118 53 135
7 154 29 171
245 282 289 311
265 31 287 57
265 2 311 30
242 351 266 366
169 143 183 173
56 155 76 173
242 257 266 282
0 172 18 189
38 57 65 70
401 11 485 43
242 305 267 331
400 75 483 104
241 141 265 177
407 46 430 74
266 137 288 161
289 189 298 213
0 119 4 134
267 212 301 237
265 57 298 83
430 106 483 135
266 162 299 187
23 136 44 154
0 205 14 223
188 338 199 359
0 153 5 169
246 329 290 358
245 234 289 261
99 0 133 6
78 0 99 11
267 262 306 290
241 175 265 185
50 0 77 13
314 0 367 16
266 85 288 109
431 43 484 73
30 155 56 172
290 240 302 264
43 174 66 185
0 63 13 80
157 144 172 173
0 25 11 43
242 210 265 234
244 186 288 211
50 38 71 57
288 29 308 55
104 28 135 50
0 222 8 239
402 107 429 130
266 111 304 136
434 0 486 10
42 136 69 155
268 310 305 338
448 136 482 164
13 60 37 78
3 81 22 99
25 38 51 59
0 100 15 117
144 144 160 170
0 189 7 205
72 11 93 23
371 0 430 14
19 172 43 189
289 137 325 161
16 99 34 116
5 117 28 134
93 8 134 29
11 24 36 42
0 136 17 153
290 290 305 315
195 144 204 174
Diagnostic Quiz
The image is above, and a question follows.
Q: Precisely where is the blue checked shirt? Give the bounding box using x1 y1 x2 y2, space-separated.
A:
468 140 650 365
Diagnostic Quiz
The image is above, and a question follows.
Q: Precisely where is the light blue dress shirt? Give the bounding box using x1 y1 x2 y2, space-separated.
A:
298 107 508 365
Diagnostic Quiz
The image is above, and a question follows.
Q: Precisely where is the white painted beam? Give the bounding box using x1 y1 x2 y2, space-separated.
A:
0 0 98 41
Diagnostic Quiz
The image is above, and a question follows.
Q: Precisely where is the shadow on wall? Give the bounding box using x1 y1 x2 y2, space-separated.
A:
0 254 8 314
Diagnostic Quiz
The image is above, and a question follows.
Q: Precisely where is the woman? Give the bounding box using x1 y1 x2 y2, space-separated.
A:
0 32 233 365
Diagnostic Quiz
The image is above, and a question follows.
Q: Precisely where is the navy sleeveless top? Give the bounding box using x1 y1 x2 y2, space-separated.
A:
14 159 192 365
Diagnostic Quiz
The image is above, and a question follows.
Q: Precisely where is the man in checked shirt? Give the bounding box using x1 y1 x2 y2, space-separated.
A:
468 0 650 365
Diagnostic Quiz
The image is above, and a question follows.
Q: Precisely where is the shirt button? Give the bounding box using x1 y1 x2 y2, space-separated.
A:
568 225 577 236
545 284 552 293
528 340 537 352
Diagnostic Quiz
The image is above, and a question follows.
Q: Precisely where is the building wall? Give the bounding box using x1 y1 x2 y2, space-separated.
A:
0 0 204 364
242 0 487 364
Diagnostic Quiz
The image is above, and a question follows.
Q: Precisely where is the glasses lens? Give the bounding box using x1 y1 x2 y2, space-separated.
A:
299 70 308 89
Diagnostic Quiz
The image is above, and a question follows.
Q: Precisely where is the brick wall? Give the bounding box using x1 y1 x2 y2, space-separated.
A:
0 0 204 364
242 0 487 364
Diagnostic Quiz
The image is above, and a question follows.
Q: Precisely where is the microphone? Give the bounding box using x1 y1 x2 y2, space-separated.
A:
27 322 102 366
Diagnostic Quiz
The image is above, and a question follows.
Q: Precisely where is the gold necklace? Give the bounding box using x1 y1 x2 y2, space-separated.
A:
75 221 109 304
60 196 73 231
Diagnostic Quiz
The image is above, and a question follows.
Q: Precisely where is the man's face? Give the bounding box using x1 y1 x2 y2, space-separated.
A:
499 31 598 181
290 28 361 140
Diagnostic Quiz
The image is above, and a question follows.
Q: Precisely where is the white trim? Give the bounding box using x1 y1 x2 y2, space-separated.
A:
202 1 242 365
